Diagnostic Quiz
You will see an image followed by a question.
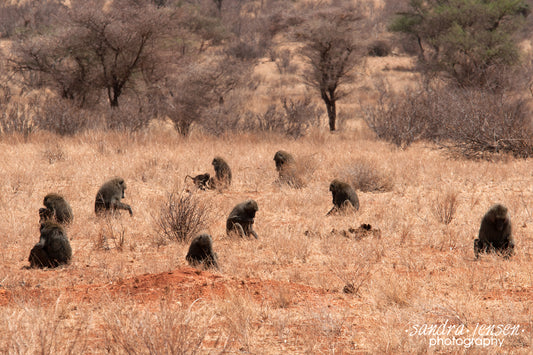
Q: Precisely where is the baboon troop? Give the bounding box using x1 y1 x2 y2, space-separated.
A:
186 233 219 269
39 193 74 224
226 199 259 239
475 204 514 258
327 179 359 215
212 156 232 188
24 149 518 272
28 221 72 268
95 177 133 216
185 173 213 190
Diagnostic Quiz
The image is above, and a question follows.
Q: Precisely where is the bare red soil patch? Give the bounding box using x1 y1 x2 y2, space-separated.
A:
0 267 341 309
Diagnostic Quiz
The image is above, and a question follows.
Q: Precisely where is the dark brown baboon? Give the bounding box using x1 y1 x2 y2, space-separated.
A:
226 199 259 238
28 221 72 268
186 233 219 269
273 150 305 188
38 193 74 224
95 177 133 216
273 150 295 172
212 156 232 188
327 179 359 215
474 204 514 258
185 173 213 190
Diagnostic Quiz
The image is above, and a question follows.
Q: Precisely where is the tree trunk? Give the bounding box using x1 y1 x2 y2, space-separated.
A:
321 89 337 131
327 100 336 131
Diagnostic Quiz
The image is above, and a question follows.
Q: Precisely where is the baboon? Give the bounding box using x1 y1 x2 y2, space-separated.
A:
474 204 514 258
185 173 213 190
38 193 73 224
95 177 133 216
226 199 259 238
186 233 218 269
273 150 304 188
211 156 232 188
327 179 359 215
273 150 295 172
28 221 72 268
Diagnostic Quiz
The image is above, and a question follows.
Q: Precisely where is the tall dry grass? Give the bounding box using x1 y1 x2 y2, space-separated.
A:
0 128 531 353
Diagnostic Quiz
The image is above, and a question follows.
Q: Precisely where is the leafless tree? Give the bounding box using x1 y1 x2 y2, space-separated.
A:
10 0 173 108
296 6 366 131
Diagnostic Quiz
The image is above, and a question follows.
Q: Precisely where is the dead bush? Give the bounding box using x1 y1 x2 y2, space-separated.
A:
33 97 91 135
363 82 533 158
343 158 393 193
431 190 459 225
367 40 391 57
245 96 323 138
155 191 211 243
0 86 34 136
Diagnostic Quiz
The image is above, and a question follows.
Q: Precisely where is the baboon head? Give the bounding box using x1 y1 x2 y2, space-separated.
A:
273 150 294 172
489 204 509 231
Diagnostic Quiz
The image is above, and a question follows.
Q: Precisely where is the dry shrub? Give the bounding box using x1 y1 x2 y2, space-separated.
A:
0 86 34 136
367 40 391 57
95 218 127 251
431 189 459 225
272 48 298 74
42 144 66 164
374 274 415 308
33 97 92 135
343 157 393 192
217 293 258 352
156 191 211 243
245 96 323 138
362 82 439 148
0 301 90 354
363 82 533 158
328 237 383 295
103 300 209 354
103 98 152 131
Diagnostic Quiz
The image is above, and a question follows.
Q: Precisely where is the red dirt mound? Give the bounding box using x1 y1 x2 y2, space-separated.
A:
0 267 340 308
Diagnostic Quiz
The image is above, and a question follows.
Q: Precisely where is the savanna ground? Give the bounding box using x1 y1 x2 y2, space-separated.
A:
0 18 532 351
0 121 532 353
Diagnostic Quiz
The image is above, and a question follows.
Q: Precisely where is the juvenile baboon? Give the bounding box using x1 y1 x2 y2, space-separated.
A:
273 150 295 172
327 179 359 215
226 199 259 238
474 204 514 258
185 173 213 190
28 221 72 268
186 233 219 269
95 177 133 216
212 156 232 188
38 193 74 224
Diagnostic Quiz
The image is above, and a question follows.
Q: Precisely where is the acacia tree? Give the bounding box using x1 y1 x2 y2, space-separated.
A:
11 0 172 108
296 8 365 131
390 0 530 87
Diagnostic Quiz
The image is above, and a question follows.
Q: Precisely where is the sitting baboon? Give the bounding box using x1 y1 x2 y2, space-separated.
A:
211 156 232 188
327 179 359 215
226 199 259 238
95 177 133 216
186 233 218 269
474 204 514 258
273 150 295 172
28 221 72 268
273 150 304 188
185 173 213 190
38 193 73 224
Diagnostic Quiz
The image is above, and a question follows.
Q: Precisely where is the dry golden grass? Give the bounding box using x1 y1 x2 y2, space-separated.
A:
0 127 531 353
